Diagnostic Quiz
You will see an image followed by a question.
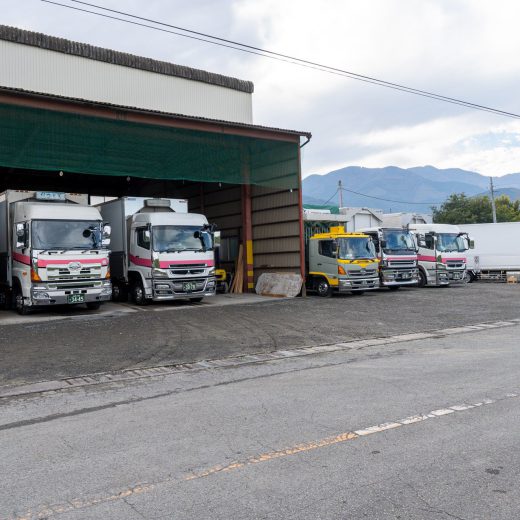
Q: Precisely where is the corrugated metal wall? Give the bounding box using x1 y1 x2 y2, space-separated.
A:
0 40 253 124
251 186 301 278
179 183 302 282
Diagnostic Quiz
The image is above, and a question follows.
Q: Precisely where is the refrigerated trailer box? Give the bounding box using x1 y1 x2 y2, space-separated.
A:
458 222 520 281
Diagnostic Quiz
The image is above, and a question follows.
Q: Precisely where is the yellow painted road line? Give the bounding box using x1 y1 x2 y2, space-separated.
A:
7 390 520 520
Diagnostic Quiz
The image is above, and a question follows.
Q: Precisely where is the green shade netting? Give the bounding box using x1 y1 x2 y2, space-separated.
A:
0 103 300 188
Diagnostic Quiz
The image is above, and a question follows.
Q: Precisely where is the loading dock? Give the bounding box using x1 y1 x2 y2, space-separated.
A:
0 26 310 295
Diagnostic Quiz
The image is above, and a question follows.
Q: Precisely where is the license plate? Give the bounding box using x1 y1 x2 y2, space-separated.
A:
182 282 197 292
68 294 85 304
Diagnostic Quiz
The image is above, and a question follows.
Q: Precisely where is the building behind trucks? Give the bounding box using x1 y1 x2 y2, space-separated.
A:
458 222 520 282
0 190 112 314
98 197 216 304
304 222 380 296
358 227 419 290
408 223 472 287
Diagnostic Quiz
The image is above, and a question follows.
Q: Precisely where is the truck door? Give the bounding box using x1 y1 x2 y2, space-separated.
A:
316 239 338 278
130 226 152 269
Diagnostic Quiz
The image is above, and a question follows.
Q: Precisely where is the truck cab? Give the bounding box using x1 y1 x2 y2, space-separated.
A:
99 198 216 304
0 190 112 314
306 226 380 296
409 223 472 287
360 227 419 290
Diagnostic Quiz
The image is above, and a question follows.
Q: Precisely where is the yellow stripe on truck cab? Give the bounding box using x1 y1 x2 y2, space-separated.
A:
309 272 339 286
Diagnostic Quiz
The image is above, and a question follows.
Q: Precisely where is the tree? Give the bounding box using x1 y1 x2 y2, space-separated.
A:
432 193 520 224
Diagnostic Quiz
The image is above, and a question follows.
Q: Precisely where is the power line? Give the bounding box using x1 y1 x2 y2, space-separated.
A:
321 185 444 206
42 0 520 120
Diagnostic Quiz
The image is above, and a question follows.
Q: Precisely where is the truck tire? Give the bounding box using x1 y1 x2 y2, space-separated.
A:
12 283 31 315
316 278 332 297
112 283 128 302
131 279 148 306
86 302 102 311
417 270 427 288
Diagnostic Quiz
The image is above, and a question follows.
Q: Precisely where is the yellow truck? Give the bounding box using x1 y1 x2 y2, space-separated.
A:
305 226 380 296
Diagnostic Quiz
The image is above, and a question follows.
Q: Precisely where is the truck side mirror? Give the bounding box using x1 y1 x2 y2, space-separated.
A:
213 231 221 248
15 223 26 249
102 224 111 247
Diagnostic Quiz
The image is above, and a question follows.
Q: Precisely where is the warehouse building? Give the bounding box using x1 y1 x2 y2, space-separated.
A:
0 25 311 291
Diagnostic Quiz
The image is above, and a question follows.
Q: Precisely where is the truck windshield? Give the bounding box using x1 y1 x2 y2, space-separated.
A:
383 230 415 252
436 233 467 252
153 225 213 253
32 220 102 250
338 237 376 260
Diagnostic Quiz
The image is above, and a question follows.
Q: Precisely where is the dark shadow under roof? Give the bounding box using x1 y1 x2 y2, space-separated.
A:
0 24 254 94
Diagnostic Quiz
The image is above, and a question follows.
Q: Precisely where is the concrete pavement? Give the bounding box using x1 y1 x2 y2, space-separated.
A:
2 322 520 519
0 283 519 386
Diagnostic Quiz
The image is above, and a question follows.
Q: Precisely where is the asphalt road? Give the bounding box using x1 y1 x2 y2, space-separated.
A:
1 322 519 519
0 283 519 386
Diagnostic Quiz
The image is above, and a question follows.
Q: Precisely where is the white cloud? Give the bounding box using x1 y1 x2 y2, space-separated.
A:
2 0 520 178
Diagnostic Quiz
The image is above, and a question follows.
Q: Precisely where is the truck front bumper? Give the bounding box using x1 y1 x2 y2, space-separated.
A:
380 268 419 286
151 277 216 300
30 282 112 306
338 277 380 292
447 270 466 284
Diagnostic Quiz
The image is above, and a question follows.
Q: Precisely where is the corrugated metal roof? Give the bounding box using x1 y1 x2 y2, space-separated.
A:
0 86 312 139
0 24 254 94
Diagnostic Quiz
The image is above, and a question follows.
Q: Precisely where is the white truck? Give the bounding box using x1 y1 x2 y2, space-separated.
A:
359 227 419 290
0 190 112 314
458 222 520 282
98 197 216 304
408 223 472 287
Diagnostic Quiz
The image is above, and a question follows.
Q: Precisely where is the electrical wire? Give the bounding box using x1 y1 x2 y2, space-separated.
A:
320 186 444 206
41 0 520 120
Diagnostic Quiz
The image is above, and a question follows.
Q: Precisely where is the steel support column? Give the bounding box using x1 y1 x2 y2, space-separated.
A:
242 182 254 292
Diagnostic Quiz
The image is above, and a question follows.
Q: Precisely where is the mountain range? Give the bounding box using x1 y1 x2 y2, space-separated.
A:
302 166 520 213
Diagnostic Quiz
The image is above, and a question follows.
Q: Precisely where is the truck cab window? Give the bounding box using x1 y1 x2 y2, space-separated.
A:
319 240 336 258
136 228 151 250
425 235 435 250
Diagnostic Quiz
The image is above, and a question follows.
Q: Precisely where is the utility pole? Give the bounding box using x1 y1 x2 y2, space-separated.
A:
338 180 344 208
489 176 497 223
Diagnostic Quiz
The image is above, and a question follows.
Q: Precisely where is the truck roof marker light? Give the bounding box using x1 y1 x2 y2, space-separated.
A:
144 199 171 208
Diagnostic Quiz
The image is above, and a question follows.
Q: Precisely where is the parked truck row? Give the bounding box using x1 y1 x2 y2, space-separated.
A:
0 190 476 314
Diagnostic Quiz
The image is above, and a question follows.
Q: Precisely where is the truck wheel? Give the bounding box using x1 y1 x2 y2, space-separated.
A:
463 271 474 284
417 270 427 288
86 302 102 311
12 284 31 315
388 286 400 291
316 278 332 297
189 297 204 303
131 279 148 306
112 284 128 302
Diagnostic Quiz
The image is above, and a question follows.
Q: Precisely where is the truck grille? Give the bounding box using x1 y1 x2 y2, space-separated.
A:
349 269 377 277
46 265 102 281
446 261 464 269
388 260 415 268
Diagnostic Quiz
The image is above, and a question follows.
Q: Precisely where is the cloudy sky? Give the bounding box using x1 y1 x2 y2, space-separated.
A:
3 0 520 178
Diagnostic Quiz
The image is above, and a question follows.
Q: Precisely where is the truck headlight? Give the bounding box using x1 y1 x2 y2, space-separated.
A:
153 268 169 278
208 267 215 275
